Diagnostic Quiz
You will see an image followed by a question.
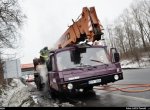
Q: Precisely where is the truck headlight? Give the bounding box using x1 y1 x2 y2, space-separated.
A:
114 75 119 80
67 83 73 90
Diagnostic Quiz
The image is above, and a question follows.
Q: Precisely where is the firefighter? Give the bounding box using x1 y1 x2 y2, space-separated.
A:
35 47 49 91
40 46 49 64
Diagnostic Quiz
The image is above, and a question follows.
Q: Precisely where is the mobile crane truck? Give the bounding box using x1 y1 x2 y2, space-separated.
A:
33 7 123 97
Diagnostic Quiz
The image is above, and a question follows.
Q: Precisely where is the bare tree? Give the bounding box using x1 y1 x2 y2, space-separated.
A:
114 24 126 54
0 0 26 50
0 0 26 84
107 0 150 63
106 25 114 47
139 0 150 44
130 1 148 51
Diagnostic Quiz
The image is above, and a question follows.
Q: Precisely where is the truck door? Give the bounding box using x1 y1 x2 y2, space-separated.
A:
47 54 58 90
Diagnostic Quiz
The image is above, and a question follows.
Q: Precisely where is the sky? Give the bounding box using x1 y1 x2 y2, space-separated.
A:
19 0 133 64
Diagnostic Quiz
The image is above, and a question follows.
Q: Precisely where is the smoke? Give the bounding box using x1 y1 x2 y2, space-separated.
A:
36 64 50 97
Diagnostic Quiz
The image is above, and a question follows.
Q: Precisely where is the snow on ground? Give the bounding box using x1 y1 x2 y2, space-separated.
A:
0 79 36 107
0 79 75 107
121 57 150 69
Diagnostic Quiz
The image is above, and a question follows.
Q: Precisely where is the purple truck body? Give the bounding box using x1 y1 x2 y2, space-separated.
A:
47 45 123 93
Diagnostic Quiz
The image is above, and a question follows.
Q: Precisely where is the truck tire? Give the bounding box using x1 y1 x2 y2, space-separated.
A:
36 76 42 91
49 87 57 99
34 73 38 85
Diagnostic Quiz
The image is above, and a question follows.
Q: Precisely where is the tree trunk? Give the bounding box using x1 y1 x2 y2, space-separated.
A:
0 63 5 85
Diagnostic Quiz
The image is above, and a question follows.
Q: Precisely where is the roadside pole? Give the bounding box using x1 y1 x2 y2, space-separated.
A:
5 61 8 85
16 58 20 84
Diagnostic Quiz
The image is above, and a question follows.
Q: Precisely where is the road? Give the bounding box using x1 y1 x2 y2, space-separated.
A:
5 68 150 107
72 68 150 107
29 68 150 107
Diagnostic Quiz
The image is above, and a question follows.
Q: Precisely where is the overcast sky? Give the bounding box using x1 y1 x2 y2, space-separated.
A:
19 0 133 64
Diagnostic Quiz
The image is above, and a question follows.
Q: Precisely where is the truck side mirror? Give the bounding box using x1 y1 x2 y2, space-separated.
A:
114 52 120 62
110 48 120 63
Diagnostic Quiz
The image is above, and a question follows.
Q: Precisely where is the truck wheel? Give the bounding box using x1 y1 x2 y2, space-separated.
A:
49 87 57 99
36 76 42 91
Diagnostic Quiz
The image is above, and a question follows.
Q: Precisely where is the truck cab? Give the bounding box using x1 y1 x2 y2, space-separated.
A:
46 44 123 94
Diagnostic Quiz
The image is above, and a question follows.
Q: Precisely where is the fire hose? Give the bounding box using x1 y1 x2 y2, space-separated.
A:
94 84 150 93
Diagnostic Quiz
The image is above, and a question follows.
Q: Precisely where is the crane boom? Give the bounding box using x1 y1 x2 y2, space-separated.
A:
54 7 104 49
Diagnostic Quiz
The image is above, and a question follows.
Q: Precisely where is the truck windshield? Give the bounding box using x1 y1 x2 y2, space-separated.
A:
56 48 110 71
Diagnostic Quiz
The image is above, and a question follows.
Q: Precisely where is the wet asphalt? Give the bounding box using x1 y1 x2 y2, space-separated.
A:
29 68 150 107
73 68 150 107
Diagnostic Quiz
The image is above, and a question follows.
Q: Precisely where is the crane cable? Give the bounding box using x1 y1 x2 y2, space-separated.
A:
94 84 150 93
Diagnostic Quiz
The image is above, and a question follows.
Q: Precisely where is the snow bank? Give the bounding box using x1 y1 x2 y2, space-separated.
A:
0 79 35 107
121 57 150 69
60 102 74 107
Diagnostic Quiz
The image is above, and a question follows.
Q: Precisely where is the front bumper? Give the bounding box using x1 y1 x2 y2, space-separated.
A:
59 73 123 92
